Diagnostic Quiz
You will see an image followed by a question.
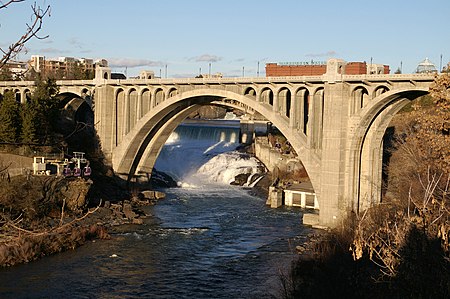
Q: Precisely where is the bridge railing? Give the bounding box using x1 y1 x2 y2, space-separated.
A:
0 73 436 88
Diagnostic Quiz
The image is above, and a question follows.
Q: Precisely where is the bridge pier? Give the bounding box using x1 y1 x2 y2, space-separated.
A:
315 80 350 227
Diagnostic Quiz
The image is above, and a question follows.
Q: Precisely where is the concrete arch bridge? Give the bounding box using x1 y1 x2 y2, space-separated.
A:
0 59 435 227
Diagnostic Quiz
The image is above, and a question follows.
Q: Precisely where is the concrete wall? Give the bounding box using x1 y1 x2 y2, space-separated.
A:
0 153 33 176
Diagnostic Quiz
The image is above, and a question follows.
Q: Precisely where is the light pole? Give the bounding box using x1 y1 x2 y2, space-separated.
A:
209 63 211 77
257 61 260 77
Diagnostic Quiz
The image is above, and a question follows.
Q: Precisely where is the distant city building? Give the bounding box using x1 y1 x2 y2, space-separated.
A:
2 60 28 79
195 72 223 79
265 60 390 77
139 70 155 79
28 55 108 79
415 57 437 74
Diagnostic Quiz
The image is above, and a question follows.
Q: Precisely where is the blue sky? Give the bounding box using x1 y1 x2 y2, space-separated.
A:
1 0 449 77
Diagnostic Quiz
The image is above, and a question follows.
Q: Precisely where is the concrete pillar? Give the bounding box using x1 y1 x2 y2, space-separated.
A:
124 90 130 134
273 93 279 113
269 186 282 208
150 90 156 108
300 193 306 208
137 91 143 120
289 96 296 128
284 191 293 206
93 85 115 163
317 81 349 227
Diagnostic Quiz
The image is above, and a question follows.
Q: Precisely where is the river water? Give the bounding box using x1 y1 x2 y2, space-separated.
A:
0 121 313 298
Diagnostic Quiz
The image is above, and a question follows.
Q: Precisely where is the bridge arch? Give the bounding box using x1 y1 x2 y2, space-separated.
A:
128 88 139 130
140 88 152 116
351 86 369 115
114 88 126 145
153 88 165 107
260 87 274 106
167 87 178 98
244 86 256 98
278 87 292 118
346 87 429 213
310 87 324 149
294 87 310 135
112 88 319 194
372 85 390 99
22 88 31 103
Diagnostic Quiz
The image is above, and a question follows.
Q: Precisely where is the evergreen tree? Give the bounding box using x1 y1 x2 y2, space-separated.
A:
20 100 39 145
29 78 60 144
0 67 14 81
0 91 20 143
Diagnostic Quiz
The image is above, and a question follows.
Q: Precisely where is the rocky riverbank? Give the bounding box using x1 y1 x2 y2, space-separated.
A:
0 173 168 267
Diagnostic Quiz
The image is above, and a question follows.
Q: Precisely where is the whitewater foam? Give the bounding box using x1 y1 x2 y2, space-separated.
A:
154 121 266 187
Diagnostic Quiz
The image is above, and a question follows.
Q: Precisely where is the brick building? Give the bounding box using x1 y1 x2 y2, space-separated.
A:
266 60 389 77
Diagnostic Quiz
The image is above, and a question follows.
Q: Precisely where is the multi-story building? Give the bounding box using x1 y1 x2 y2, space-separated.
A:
1 60 28 79
28 55 108 79
265 60 390 77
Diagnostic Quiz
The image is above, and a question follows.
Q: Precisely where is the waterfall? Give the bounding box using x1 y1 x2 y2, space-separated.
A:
154 120 265 187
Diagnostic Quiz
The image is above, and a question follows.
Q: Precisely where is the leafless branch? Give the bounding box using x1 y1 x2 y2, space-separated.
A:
0 1 51 68
0 0 25 10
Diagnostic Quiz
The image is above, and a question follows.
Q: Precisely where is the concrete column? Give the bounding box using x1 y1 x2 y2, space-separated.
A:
301 193 306 208
269 186 283 208
124 90 130 134
273 92 279 113
289 95 296 128
137 91 143 120
317 81 349 227
20 89 27 104
93 85 115 163
285 191 293 206
150 90 156 108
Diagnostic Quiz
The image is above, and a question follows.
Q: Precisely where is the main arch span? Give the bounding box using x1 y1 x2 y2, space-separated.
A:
111 88 321 191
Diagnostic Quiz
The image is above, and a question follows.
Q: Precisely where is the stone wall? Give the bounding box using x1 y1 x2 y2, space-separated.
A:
253 136 302 174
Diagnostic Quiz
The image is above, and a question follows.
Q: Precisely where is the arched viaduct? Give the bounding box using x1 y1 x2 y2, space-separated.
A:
0 59 436 227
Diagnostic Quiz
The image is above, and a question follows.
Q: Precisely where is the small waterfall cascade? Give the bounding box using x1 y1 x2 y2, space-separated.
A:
154 120 266 187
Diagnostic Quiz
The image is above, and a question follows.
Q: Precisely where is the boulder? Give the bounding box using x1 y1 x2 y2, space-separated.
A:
140 190 166 200
231 173 251 186
55 178 92 212
122 202 137 220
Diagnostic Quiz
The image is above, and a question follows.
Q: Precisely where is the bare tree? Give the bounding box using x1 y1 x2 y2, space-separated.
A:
0 0 50 68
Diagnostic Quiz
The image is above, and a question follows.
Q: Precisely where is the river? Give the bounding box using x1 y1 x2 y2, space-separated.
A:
0 120 313 298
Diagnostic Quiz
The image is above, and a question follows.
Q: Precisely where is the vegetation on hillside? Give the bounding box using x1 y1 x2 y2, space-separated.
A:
282 73 450 298
0 78 61 152
0 76 124 267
